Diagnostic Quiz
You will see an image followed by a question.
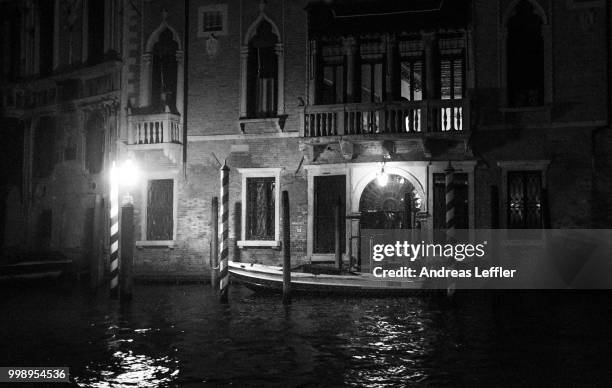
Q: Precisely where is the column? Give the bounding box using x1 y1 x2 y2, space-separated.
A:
139 53 152 107
176 50 185 117
385 34 398 101
239 46 249 117
308 40 317 105
53 0 60 70
343 36 358 103
275 43 284 116
82 0 89 63
423 32 439 100
542 24 553 105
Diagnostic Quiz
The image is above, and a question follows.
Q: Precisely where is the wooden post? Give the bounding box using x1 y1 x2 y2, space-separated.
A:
282 191 291 304
445 162 456 243
119 201 134 301
233 201 242 262
219 162 230 303
109 162 120 299
90 194 104 289
445 162 456 297
210 197 219 290
334 196 342 270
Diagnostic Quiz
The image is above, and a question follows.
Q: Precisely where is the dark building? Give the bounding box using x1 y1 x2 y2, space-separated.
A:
1 0 612 280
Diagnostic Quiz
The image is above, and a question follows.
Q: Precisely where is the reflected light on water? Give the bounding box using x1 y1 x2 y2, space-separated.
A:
76 350 178 387
3 284 610 387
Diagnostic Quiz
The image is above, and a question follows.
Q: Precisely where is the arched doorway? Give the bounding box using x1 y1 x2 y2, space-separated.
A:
359 174 416 229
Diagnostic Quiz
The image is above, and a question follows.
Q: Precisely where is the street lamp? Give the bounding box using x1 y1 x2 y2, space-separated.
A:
376 162 388 187
118 158 139 204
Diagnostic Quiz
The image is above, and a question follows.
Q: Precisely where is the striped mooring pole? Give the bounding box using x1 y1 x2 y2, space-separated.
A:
219 162 230 303
445 161 456 243
445 161 457 296
109 162 120 299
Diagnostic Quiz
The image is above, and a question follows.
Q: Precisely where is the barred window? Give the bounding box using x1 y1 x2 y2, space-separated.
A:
507 171 542 229
246 177 275 240
146 179 174 241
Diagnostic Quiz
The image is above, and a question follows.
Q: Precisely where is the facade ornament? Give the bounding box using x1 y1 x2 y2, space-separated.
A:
206 33 219 58
579 9 596 31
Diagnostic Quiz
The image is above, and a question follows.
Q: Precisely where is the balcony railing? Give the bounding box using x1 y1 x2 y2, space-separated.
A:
128 112 182 145
302 99 469 137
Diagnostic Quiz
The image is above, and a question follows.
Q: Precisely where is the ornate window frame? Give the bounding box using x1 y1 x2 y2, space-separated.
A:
139 14 184 116
239 8 284 121
498 160 550 230
237 167 282 248
197 4 228 37
136 173 178 247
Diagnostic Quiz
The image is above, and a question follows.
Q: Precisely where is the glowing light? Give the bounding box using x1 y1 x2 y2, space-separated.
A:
118 159 139 189
376 167 388 187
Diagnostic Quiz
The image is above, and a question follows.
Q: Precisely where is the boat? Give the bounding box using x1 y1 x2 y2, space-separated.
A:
228 261 436 296
0 259 75 283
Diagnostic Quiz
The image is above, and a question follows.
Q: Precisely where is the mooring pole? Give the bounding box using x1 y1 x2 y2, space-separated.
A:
90 194 103 290
219 162 230 303
445 162 456 242
282 191 291 304
334 196 342 270
445 162 456 297
211 196 219 290
109 162 120 299
119 199 134 301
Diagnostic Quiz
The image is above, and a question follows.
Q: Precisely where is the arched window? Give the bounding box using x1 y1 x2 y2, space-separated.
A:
506 0 545 107
247 21 278 118
140 17 184 116
85 113 104 174
151 29 179 113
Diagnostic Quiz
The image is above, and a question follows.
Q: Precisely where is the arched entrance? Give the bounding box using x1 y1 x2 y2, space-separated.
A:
359 174 417 229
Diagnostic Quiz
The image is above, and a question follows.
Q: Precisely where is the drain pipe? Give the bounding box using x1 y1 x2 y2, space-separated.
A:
183 0 189 178
590 0 611 226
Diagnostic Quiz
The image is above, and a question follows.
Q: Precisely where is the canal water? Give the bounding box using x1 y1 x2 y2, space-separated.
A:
1 284 611 387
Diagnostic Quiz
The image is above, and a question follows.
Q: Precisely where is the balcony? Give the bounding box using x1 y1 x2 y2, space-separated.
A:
127 112 183 166
302 99 470 138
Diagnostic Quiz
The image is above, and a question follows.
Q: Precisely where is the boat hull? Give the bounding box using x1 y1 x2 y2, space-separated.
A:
228 262 433 296
0 260 74 283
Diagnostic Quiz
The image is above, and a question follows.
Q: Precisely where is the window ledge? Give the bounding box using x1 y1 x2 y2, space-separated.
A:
136 240 176 248
238 240 281 249
239 116 287 132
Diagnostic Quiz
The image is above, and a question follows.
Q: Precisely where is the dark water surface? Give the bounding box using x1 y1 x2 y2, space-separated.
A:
1 283 611 387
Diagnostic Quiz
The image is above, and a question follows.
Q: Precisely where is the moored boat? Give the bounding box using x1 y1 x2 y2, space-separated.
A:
228 261 433 296
0 259 74 283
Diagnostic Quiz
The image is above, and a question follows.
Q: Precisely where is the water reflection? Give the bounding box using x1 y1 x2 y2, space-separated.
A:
1 285 610 387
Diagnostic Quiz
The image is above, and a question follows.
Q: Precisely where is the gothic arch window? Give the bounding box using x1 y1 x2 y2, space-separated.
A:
240 13 284 119
152 29 179 113
140 18 184 115
247 21 278 118
502 0 551 107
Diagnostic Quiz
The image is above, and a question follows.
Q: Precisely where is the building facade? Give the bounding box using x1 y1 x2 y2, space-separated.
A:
0 0 126 282
2 0 612 281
